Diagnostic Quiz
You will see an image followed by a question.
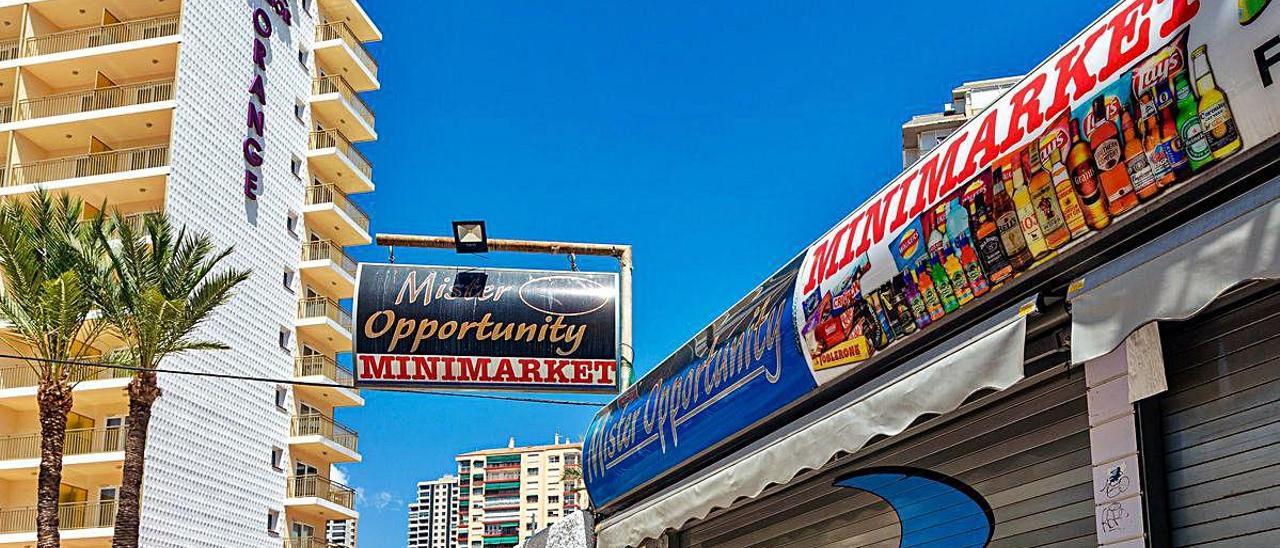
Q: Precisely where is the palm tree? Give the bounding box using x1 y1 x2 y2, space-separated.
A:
96 211 249 548
0 191 110 548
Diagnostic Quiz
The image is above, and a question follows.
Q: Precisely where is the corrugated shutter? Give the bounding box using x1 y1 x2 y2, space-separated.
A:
678 367 1095 547
1160 284 1280 547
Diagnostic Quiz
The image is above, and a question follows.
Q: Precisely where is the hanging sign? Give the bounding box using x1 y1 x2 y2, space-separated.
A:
354 264 619 393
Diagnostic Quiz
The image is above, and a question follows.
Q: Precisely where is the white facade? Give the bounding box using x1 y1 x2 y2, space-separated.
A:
328 519 357 547
409 475 460 548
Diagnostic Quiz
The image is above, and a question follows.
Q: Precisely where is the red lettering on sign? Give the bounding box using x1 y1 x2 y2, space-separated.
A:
1000 75 1047 151
1159 0 1199 37
1100 0 1154 82
520 359 543 382
359 355 393 380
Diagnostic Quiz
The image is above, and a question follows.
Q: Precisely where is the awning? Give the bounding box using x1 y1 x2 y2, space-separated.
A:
1068 174 1280 366
596 299 1033 548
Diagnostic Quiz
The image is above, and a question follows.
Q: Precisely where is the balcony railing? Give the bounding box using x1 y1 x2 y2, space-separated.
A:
294 354 354 387
24 14 180 57
291 413 358 452
0 38 18 61
297 296 352 330
0 500 117 533
288 474 356 509
285 538 342 548
309 129 372 180
5 144 169 187
0 426 126 461
0 103 11 124
301 240 358 278
0 360 132 390
17 79 174 121
313 75 373 127
306 183 370 232
315 21 377 74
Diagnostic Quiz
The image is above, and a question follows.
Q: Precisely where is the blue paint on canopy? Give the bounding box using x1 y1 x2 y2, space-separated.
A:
835 469 993 548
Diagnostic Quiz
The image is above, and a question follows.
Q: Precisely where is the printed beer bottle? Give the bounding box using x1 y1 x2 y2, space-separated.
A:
1067 120 1111 230
990 168 1034 271
1089 97 1139 216
889 275 917 336
1159 107 1190 183
1143 114 1177 188
1025 148 1071 249
1191 45 1242 160
1121 109 1159 201
1173 73 1213 171
1005 158 1050 259
1046 147 1089 238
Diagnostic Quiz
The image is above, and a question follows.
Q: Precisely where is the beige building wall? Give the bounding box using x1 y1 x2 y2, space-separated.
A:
455 439 588 548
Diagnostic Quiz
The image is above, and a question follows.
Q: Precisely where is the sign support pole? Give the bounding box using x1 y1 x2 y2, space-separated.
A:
374 233 635 390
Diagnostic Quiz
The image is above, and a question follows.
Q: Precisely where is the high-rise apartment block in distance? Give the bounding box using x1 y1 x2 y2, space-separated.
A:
455 437 588 548
327 518 357 547
408 475 460 548
0 0 378 545
901 76 1022 167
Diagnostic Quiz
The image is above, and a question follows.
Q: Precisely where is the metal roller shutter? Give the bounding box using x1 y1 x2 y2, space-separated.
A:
678 367 1095 548
1159 284 1280 547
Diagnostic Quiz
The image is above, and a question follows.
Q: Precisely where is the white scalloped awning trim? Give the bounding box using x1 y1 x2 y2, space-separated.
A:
597 301 1032 548
1069 174 1280 366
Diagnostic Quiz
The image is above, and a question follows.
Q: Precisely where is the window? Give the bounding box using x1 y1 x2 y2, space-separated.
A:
286 211 299 236
267 510 280 534
274 386 288 410
549 455 560 464
548 495 559 504
525 495 538 503
277 328 292 352
297 46 309 68
526 467 539 475
282 269 295 291
295 99 306 122
270 446 284 470
290 155 303 178
548 509 559 517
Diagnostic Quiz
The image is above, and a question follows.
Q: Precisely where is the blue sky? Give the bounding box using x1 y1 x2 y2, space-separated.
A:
342 1 1115 544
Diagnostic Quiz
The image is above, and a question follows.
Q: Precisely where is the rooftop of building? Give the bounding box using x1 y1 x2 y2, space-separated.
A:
456 438 583 459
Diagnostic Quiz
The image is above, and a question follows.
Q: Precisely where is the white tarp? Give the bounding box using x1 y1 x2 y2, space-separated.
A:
1069 174 1280 365
597 301 1032 548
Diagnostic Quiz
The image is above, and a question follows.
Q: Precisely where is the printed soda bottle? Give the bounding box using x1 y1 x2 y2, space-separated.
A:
928 255 959 314
991 168 1034 271
940 249 972 306
956 235 989 297
1025 148 1071 249
1173 73 1213 171
1143 114 1177 188
1121 109 1159 201
915 266 945 321
1067 120 1111 231
1192 45 1242 160
1046 147 1088 238
1005 158 1050 259
1088 96 1139 216
968 198 1013 284
901 271 931 330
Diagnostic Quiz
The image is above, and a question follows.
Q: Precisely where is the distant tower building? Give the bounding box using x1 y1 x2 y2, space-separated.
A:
455 436 587 548
409 475 461 548
901 76 1023 167
328 519 357 547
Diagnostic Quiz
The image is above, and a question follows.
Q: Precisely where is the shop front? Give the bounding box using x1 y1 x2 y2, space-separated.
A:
584 2 1280 547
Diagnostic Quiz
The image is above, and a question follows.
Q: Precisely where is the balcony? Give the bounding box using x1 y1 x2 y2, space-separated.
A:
0 500 116 539
286 474 358 522
319 0 382 42
296 296 353 353
314 21 377 91
294 355 362 408
308 129 372 194
299 240 358 299
0 38 17 62
12 79 175 126
304 184 371 246
0 427 125 480
0 144 169 201
285 538 344 548
311 75 374 142
22 14 181 60
0 361 131 407
290 413 360 464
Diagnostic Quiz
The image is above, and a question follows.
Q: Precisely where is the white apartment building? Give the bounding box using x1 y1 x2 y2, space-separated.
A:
326 519 356 547
0 0 379 546
408 475 459 548
455 438 587 548
901 75 1021 167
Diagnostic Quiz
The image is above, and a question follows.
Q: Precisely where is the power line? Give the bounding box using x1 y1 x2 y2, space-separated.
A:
0 353 606 408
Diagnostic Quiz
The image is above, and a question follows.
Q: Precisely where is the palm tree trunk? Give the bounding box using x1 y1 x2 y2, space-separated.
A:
111 371 160 548
36 382 73 548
